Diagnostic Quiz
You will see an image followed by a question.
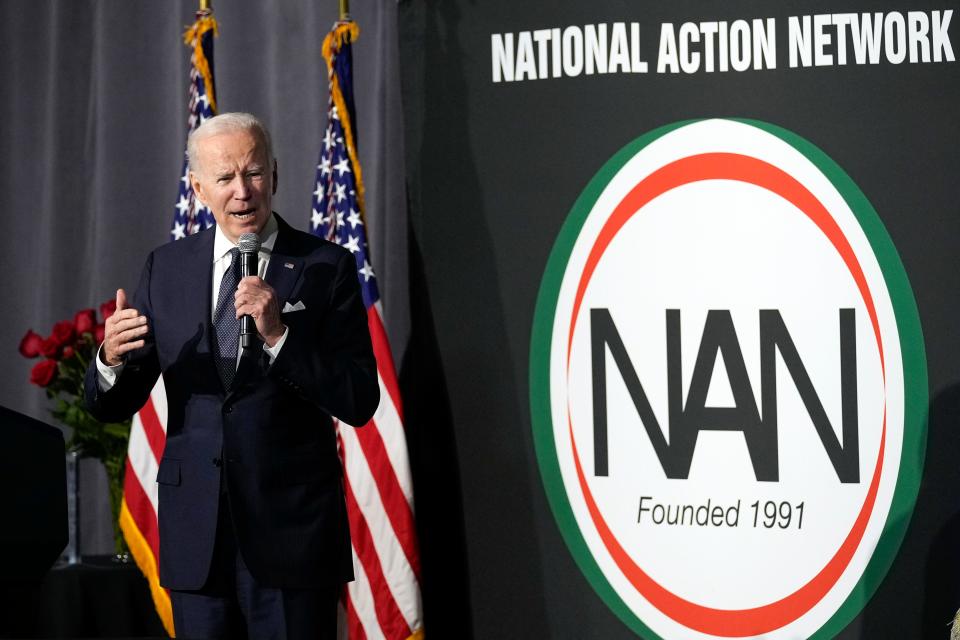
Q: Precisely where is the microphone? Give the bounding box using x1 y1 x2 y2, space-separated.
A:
238 233 261 349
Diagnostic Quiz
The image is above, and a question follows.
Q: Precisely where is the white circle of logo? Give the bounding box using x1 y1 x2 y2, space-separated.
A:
530 119 927 639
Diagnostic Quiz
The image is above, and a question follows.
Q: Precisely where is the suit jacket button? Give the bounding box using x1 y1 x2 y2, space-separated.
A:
212 457 222 467
224 406 233 414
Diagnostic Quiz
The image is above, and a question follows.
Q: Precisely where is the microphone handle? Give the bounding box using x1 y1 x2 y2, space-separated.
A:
240 251 258 348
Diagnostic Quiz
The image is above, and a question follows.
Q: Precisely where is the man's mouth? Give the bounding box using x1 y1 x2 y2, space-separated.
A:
230 208 256 221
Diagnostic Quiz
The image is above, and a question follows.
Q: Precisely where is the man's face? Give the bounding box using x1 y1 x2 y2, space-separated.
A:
190 128 277 243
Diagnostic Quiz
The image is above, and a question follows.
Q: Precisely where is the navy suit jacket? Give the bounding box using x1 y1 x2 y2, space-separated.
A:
84 214 379 590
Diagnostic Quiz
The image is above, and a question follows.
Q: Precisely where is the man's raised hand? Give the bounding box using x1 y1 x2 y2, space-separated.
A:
101 288 149 366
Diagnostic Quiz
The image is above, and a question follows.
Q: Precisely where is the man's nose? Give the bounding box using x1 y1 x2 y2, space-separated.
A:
233 176 252 199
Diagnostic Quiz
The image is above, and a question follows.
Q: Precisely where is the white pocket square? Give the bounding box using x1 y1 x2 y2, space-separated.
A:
282 300 306 313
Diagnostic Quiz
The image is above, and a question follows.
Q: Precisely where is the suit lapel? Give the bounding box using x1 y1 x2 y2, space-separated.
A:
264 215 304 311
186 228 215 358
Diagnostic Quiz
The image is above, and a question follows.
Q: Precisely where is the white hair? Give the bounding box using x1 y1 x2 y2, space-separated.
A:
186 112 274 173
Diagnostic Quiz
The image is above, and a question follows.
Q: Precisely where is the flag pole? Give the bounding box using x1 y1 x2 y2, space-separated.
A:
200 0 211 10
339 0 349 20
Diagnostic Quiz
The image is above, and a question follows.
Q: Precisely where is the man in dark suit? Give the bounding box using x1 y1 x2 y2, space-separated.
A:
85 112 379 639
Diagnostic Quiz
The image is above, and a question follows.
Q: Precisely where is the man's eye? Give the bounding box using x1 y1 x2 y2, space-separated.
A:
217 176 231 184
247 172 263 179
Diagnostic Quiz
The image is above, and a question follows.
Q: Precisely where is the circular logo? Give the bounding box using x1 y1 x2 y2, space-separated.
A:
530 119 927 639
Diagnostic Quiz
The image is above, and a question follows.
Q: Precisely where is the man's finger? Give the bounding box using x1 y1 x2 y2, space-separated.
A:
115 314 147 330
116 288 127 312
115 318 149 337
122 308 141 320
110 309 142 324
116 329 148 345
116 339 146 355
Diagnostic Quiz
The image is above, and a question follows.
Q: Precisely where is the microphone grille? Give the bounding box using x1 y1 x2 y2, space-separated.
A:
238 233 260 254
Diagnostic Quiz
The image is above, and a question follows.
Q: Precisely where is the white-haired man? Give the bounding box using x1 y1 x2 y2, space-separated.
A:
86 112 378 639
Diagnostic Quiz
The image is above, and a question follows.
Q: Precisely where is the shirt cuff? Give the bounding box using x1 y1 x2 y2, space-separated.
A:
263 325 289 365
95 344 125 391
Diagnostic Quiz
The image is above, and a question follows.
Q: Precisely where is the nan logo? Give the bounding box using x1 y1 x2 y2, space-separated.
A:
530 119 927 639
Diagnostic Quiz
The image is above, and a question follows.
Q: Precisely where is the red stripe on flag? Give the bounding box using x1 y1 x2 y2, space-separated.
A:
137 398 167 463
345 590 368 640
122 457 160 557
355 416 421 581
367 307 403 420
343 466 412 640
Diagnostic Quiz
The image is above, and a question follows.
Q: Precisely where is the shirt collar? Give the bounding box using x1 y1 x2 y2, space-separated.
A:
213 213 279 263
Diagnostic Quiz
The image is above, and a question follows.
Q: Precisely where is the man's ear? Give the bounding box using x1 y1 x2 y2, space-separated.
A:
189 171 205 203
272 160 278 195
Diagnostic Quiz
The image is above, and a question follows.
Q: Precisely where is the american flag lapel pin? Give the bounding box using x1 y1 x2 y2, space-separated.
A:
284 262 294 269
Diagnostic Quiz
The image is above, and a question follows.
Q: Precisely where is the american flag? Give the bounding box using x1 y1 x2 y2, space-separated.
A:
118 9 219 636
313 20 424 640
171 11 218 239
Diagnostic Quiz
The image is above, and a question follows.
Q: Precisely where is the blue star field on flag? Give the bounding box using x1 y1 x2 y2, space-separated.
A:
311 29 380 310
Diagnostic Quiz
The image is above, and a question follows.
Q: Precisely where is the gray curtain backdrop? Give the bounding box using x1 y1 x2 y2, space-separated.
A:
1 0 409 553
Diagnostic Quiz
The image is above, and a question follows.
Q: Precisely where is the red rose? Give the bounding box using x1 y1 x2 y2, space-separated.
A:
74 309 97 335
50 320 75 348
62 346 75 360
39 336 60 358
100 299 117 321
18 330 44 358
94 323 106 344
30 359 58 387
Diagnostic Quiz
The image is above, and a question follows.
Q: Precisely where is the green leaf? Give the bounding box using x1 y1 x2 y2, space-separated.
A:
103 422 131 439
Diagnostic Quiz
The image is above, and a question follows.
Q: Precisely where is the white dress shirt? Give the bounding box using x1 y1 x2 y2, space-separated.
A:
97 214 288 389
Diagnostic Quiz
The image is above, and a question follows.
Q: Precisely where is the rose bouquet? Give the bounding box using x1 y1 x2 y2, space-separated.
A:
20 299 131 555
